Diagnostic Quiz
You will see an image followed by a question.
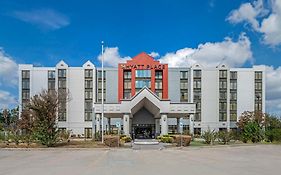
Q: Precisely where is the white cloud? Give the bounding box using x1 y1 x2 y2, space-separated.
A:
158 33 252 67
264 65 281 115
98 47 131 67
227 0 266 30
0 48 18 87
227 0 281 46
12 9 70 30
0 90 17 109
148 52 160 58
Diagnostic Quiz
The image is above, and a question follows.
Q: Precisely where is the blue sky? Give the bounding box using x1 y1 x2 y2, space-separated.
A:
0 0 281 115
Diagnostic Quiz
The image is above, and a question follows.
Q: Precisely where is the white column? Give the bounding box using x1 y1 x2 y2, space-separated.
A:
96 113 101 133
189 114 194 135
155 119 160 135
160 114 168 135
123 114 130 136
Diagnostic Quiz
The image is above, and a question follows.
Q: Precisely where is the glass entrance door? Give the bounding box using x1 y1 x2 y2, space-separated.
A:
132 124 155 139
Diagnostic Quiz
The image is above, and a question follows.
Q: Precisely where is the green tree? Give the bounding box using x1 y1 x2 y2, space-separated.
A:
264 114 281 142
237 111 265 143
27 90 69 147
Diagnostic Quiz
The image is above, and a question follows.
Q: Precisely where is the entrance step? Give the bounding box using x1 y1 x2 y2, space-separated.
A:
133 139 159 145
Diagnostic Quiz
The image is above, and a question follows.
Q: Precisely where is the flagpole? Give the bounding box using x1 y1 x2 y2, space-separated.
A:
101 41 104 144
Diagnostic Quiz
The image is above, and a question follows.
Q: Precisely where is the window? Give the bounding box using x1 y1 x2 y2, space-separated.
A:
230 113 237 121
22 70 30 79
230 92 237 100
230 71 237 79
230 103 237 110
97 92 106 102
124 71 131 79
193 80 201 89
255 82 262 90
48 70 56 79
124 91 131 99
196 102 201 110
22 80 30 89
219 80 227 89
155 71 163 79
180 92 188 102
85 69 93 78
194 91 201 100
135 80 151 89
85 90 93 99
255 71 262 80
193 70 201 78
219 70 227 78
85 80 93 89
180 71 188 79
219 91 227 99
85 101 92 111
58 69 66 78
58 112 66 121
124 80 131 89
135 70 151 78
156 91 163 99
98 80 106 89
97 71 106 79
180 81 188 89
230 80 237 90
85 112 92 121
48 81 55 90
22 90 30 100
84 128 92 138
219 102 227 111
194 113 201 121
58 80 66 88
219 112 227 121
155 80 162 89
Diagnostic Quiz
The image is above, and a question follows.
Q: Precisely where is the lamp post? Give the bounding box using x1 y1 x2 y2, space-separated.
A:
101 41 104 143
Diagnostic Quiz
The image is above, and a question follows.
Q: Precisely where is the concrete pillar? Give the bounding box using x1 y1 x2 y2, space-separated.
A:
177 118 182 133
155 119 160 136
189 114 194 135
160 114 168 135
123 114 130 136
96 113 101 133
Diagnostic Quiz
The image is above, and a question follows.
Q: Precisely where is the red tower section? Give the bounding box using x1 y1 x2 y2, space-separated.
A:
118 52 168 101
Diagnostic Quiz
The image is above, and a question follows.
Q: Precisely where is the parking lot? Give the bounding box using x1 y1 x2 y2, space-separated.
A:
0 145 280 175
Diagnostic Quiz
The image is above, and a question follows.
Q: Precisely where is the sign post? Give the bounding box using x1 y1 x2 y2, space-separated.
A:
116 122 121 147
180 121 183 147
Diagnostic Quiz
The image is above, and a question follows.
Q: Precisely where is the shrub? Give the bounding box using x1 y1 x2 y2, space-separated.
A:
172 135 191 146
242 122 264 143
121 136 132 143
217 131 233 144
202 129 217 145
104 135 120 147
157 135 173 143
265 128 281 142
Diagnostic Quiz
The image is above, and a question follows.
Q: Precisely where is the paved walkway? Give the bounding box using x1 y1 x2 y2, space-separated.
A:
0 145 281 175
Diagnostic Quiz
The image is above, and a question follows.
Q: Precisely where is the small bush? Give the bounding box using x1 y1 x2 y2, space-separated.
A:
172 135 192 146
265 128 281 142
157 135 173 143
121 136 132 143
217 131 233 144
242 122 264 143
104 135 120 147
202 129 217 145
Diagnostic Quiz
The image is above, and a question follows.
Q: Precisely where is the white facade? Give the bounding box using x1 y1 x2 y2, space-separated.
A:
19 60 265 137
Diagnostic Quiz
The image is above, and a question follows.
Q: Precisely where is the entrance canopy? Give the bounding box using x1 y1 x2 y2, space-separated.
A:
94 87 196 118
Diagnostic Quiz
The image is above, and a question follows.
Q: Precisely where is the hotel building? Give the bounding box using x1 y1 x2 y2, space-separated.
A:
19 52 265 138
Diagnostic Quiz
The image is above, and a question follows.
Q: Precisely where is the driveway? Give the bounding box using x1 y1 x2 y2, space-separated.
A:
0 145 280 175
